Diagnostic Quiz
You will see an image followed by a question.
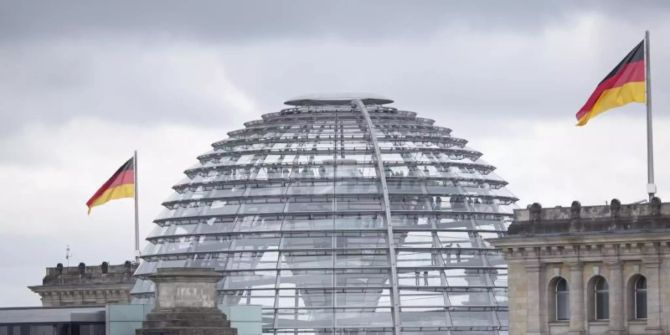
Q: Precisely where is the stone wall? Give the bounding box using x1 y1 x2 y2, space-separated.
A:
491 199 670 335
29 261 137 307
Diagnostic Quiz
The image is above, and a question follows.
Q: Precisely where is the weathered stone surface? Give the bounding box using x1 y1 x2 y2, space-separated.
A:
491 199 670 335
28 261 137 306
508 197 670 236
136 268 237 335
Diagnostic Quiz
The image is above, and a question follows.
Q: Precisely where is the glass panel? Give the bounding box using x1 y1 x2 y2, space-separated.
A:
636 290 647 319
335 251 389 268
287 182 334 195
556 291 569 320
225 251 278 270
337 233 387 249
398 269 444 287
283 216 334 231
596 291 609 320
594 277 609 320
280 251 333 269
449 291 492 305
450 311 496 326
337 289 392 307
635 276 647 319
399 289 446 306
493 288 508 304
444 269 488 286
283 234 332 250
220 271 277 289
400 308 448 327
335 215 385 229
335 197 382 211
335 181 380 195
277 289 333 308
233 216 282 232
335 269 391 288
286 198 333 212
278 269 334 288
220 289 275 307
334 308 392 328
276 309 334 328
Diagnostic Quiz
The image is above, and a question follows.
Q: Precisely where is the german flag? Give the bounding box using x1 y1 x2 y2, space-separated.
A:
86 157 135 214
576 40 645 126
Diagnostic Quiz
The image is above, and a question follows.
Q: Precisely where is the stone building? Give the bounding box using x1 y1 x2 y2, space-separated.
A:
29 261 137 307
490 198 670 335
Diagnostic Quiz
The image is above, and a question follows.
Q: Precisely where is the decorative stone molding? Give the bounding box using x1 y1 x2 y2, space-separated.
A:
507 198 670 236
28 261 137 307
490 199 670 335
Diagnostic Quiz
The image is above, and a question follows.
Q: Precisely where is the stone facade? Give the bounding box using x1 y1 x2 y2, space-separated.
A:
136 267 237 335
29 261 137 307
490 198 670 335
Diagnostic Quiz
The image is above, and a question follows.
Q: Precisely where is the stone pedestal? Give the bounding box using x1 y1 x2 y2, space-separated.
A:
136 268 237 335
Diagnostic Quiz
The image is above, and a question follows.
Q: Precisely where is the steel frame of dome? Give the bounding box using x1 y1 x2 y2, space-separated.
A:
132 96 517 335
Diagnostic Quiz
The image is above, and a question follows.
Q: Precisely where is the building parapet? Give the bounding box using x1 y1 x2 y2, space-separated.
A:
38 261 137 287
29 261 138 307
508 197 670 236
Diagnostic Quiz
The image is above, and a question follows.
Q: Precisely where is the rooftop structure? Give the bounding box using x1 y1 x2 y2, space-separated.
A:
491 198 670 335
284 94 394 106
132 96 517 335
0 306 105 335
508 197 670 237
29 261 137 307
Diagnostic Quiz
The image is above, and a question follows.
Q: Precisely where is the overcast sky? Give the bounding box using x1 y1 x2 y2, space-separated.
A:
1 1 669 306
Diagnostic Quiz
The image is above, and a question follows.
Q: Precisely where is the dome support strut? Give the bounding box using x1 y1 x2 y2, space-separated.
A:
353 99 401 335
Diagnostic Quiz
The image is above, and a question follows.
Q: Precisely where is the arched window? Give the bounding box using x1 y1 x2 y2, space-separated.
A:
554 277 569 320
634 276 647 319
594 276 609 320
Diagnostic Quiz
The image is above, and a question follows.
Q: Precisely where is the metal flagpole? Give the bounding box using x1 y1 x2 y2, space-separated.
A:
645 31 656 200
134 150 140 262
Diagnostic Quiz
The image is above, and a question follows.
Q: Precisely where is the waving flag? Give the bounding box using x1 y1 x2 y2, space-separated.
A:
86 157 135 214
576 40 645 126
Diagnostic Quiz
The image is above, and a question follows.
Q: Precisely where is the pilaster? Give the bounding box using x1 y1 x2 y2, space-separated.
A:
567 262 585 335
606 260 625 335
644 259 663 334
525 261 542 335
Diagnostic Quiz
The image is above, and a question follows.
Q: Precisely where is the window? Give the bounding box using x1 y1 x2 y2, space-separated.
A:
594 276 609 320
555 277 570 321
634 276 647 319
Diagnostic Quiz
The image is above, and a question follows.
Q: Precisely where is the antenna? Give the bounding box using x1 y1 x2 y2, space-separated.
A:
66 245 71 268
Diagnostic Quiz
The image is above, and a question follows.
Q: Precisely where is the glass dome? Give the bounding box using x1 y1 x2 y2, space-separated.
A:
132 96 517 335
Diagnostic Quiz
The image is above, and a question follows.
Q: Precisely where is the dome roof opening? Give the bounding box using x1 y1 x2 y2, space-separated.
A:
284 93 394 106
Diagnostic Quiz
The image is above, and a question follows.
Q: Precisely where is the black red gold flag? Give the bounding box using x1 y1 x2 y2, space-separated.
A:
86 157 135 214
576 41 645 126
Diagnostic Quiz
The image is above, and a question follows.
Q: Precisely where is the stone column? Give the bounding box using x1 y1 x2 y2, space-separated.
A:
568 262 585 335
525 262 542 335
606 261 625 335
644 260 663 334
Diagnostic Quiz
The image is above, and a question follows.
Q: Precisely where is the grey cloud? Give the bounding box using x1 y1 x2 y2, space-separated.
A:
1 0 669 135
0 40 259 133
0 1 667 43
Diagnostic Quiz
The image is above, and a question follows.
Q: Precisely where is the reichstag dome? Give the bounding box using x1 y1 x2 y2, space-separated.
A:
132 95 517 335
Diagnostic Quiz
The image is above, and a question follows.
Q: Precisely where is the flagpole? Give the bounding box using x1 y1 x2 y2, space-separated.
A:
134 150 140 262
645 31 656 201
